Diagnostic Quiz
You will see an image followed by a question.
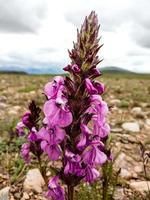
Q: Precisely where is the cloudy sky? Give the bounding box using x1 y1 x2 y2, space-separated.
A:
0 0 150 73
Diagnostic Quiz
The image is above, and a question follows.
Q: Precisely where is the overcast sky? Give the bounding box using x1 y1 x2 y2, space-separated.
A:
0 0 150 73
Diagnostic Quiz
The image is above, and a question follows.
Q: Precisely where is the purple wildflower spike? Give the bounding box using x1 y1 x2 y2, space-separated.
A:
16 11 111 200
16 101 42 163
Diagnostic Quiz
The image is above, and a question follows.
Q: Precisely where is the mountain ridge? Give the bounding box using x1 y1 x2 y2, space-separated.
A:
0 66 148 74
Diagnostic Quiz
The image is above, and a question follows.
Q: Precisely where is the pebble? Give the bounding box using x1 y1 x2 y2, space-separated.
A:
114 152 138 180
122 122 140 132
23 168 45 193
22 192 30 200
0 187 10 200
131 107 145 118
114 188 125 200
0 95 7 102
120 169 137 179
131 107 142 114
14 192 21 199
8 106 21 115
111 128 123 133
129 181 150 193
0 103 7 109
146 119 150 126
109 99 121 106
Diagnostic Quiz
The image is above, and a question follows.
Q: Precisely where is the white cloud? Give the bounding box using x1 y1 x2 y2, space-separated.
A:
0 0 150 73
0 0 48 33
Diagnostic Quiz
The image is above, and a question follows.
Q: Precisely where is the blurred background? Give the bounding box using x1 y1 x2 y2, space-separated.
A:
0 1 150 200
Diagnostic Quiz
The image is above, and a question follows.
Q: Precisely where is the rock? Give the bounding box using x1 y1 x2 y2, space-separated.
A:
0 103 7 109
134 165 143 173
0 95 7 102
146 119 150 126
22 192 29 200
120 169 130 178
114 188 125 200
0 187 10 200
120 169 137 179
140 103 148 108
10 195 15 200
131 107 142 114
23 168 45 193
110 99 121 106
121 134 137 144
14 192 21 199
114 153 139 180
111 128 123 133
122 122 140 132
131 107 145 118
8 106 21 115
114 152 127 168
129 181 150 193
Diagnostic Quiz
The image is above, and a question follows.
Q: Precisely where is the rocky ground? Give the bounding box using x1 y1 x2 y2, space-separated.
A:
0 73 150 200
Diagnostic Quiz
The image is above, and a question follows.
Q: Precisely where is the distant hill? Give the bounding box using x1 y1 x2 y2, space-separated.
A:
0 70 27 75
0 65 63 74
0 65 148 75
100 66 134 74
0 66 27 74
27 67 62 74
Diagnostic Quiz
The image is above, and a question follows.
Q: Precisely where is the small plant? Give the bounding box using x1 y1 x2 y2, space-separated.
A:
16 11 112 200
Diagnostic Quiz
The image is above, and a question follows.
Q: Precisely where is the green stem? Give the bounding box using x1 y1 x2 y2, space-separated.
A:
67 185 74 200
102 179 108 200
102 163 109 200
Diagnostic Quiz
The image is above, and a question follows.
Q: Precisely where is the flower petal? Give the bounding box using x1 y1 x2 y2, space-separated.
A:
47 145 61 160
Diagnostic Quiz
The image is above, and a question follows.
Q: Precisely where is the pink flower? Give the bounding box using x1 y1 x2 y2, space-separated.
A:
21 143 30 163
41 141 61 160
88 68 101 79
16 122 25 136
82 143 107 165
28 127 38 142
77 124 91 150
38 126 65 145
85 78 105 95
38 126 65 161
63 64 81 74
84 166 100 183
85 78 97 94
93 81 105 94
44 76 65 99
64 149 83 176
93 122 110 138
89 95 109 125
22 112 33 129
46 176 65 200
43 99 72 127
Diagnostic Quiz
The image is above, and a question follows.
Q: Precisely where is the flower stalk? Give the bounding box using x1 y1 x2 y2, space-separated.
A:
16 11 111 200
67 185 74 200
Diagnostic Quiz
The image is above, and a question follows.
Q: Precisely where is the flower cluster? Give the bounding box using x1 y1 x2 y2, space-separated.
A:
42 11 110 199
16 101 42 163
43 74 110 199
16 11 111 200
